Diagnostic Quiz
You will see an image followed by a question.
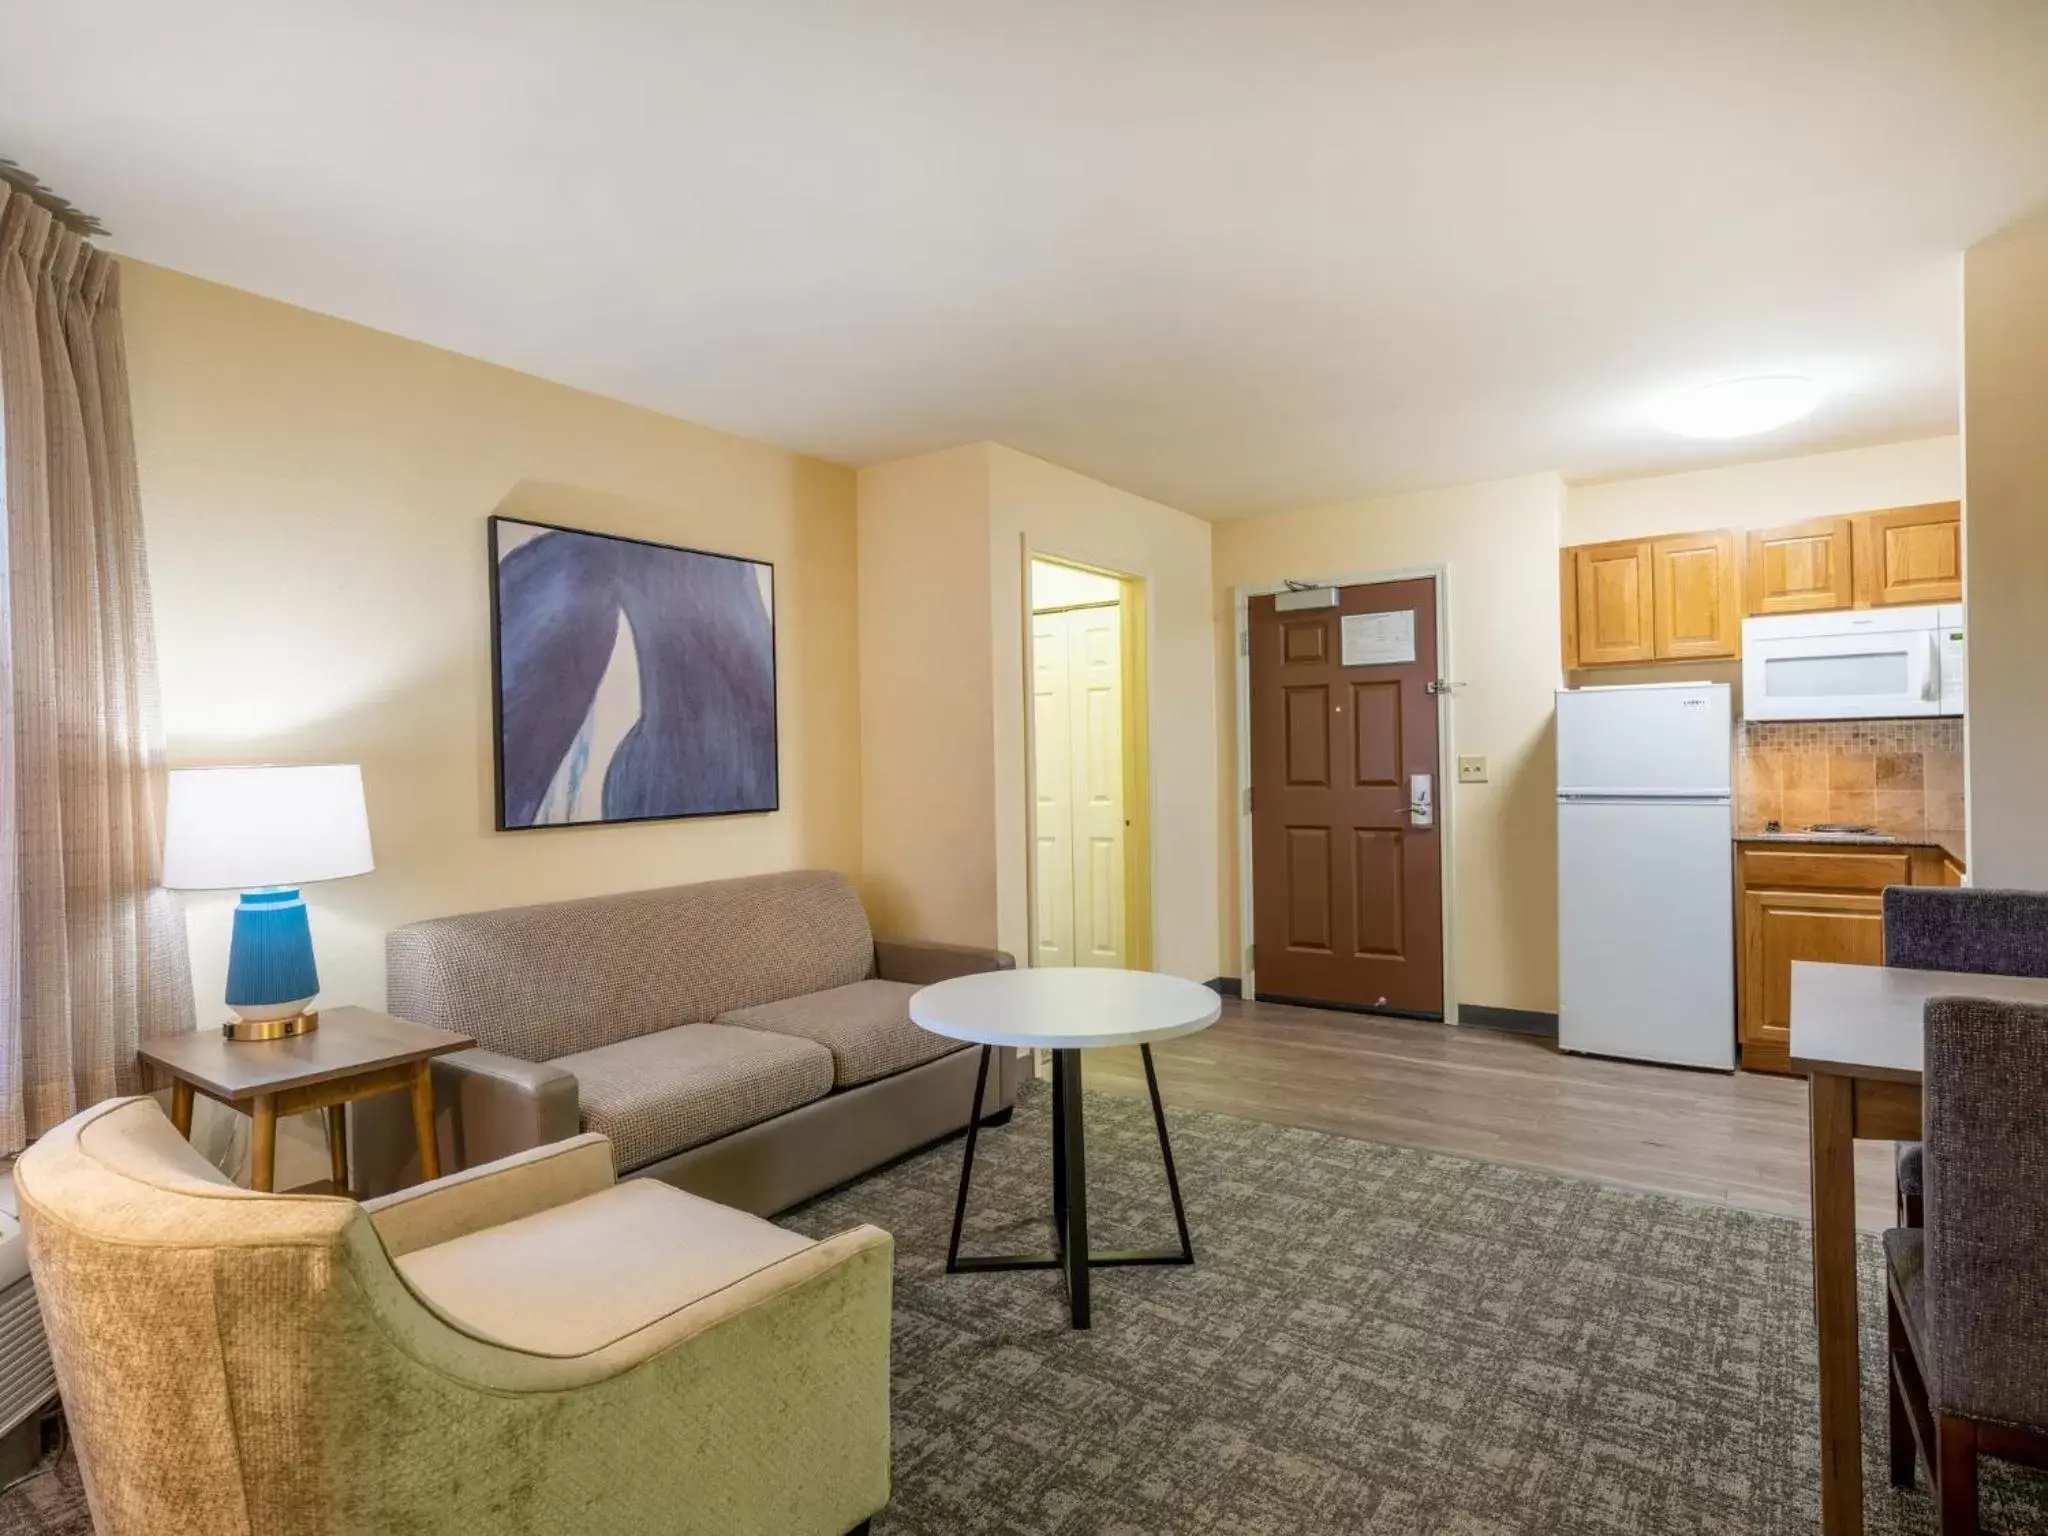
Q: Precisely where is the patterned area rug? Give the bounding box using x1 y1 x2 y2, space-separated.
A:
4 1085 2044 1534
785 1082 2048 1536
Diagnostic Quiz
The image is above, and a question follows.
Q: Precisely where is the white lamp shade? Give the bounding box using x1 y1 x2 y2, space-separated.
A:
161 765 375 891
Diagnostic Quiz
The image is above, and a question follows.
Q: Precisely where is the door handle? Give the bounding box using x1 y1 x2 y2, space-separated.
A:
1409 773 1434 828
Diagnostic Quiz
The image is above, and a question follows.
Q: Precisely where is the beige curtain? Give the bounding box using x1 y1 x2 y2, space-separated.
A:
0 183 193 1152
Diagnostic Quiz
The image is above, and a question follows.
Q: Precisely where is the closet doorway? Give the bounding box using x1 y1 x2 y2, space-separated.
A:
1028 557 1151 971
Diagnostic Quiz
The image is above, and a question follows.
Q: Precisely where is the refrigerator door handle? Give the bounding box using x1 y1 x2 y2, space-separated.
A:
1557 792 1732 805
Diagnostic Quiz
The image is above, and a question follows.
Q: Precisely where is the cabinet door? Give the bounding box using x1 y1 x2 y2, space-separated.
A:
1571 540 1655 665
1745 519 1855 615
1652 532 1740 660
1738 888 1886 1071
1856 502 1962 607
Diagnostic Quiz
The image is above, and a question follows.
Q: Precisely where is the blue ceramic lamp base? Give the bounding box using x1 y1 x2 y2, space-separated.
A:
223 888 322 1041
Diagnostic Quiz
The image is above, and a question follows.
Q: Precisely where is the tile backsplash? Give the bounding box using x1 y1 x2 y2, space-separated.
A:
1737 718 1964 839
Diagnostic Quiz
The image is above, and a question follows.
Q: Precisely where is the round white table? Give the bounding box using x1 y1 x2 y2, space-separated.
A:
910 968 1222 1329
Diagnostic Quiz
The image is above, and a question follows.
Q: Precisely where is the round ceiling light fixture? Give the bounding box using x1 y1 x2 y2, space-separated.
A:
1652 375 1821 439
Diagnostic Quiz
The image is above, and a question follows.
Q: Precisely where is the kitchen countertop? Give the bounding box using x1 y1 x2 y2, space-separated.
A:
1737 828 1966 867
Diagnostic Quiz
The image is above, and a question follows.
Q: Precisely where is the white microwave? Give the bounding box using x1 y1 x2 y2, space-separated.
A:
1741 604 1964 722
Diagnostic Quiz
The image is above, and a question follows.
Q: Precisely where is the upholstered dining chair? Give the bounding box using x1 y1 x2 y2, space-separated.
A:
1882 886 2048 1226
1884 996 2048 1534
14 1096 892 1536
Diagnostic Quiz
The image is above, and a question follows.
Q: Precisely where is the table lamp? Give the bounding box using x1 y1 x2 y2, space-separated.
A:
161 764 375 1041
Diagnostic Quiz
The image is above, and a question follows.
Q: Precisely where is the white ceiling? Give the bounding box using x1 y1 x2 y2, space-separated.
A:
5 1 2046 517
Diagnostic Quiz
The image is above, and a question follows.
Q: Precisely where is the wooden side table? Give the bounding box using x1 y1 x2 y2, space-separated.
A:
138 1007 474 1195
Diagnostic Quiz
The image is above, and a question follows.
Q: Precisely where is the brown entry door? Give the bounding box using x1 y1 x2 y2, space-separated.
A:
1249 578 1444 1016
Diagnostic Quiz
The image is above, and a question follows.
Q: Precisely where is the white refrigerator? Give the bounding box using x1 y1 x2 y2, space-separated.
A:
1556 682 1735 1070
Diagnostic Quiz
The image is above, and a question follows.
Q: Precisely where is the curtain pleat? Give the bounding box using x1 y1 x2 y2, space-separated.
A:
0 186 28 1152
0 183 193 1151
85 253 190 1057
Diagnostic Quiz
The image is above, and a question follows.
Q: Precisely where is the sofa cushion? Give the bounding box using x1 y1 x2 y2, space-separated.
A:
551 1024 835 1172
388 869 877 1061
719 979 965 1088
394 1178 813 1356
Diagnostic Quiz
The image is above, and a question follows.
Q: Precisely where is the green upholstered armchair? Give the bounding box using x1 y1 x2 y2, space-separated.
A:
14 1097 891 1536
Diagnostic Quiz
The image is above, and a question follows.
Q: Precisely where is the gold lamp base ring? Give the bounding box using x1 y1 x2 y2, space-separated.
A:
222 1011 320 1043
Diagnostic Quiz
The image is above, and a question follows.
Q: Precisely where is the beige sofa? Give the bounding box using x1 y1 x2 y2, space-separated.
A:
16 1097 891 1536
358 870 1016 1211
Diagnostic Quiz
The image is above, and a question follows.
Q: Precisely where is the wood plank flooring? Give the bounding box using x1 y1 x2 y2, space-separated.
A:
1083 996 1901 1231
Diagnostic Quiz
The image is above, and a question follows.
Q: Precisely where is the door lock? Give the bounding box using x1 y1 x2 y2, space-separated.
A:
1409 773 1434 828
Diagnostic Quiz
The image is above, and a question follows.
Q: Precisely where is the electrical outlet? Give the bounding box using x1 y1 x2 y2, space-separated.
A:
1457 754 1488 784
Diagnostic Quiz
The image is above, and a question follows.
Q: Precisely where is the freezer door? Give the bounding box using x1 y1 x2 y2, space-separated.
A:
1557 798 1735 1069
1556 684 1731 797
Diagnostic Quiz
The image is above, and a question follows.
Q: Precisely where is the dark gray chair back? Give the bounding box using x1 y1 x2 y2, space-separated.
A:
1924 996 2048 1424
1884 887 2048 978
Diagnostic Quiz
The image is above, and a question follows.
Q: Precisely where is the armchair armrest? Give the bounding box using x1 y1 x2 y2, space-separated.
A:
566 1224 895 1371
351 1048 582 1198
874 937 1015 986
363 1133 615 1258
373 1222 896 1533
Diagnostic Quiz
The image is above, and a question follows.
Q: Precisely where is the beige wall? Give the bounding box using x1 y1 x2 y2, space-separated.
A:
988 446 1218 981
854 445 1000 943
125 261 863 1027
1962 209 2048 886
854 443 1219 977
1212 474 1566 1012
1565 435 1960 546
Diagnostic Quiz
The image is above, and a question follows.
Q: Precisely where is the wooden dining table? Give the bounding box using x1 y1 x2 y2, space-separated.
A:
1790 959 2048 1536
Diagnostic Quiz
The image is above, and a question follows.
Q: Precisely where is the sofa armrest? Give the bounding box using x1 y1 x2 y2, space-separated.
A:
435 1049 582 1166
362 1133 615 1258
873 938 1015 987
350 1049 582 1198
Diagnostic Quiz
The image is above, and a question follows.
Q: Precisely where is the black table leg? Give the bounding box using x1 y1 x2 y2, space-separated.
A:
1050 1049 1068 1264
946 1038 1194 1329
1141 1042 1194 1263
1057 1047 1091 1329
944 1045 992 1274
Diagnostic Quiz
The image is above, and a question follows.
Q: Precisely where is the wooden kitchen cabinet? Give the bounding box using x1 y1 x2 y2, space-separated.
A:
1744 518 1855 615
1562 501 1961 670
1739 887 1887 1074
1854 501 1962 608
1569 539 1656 666
1740 501 1962 617
1651 531 1740 660
1561 530 1739 668
1735 840 1956 1074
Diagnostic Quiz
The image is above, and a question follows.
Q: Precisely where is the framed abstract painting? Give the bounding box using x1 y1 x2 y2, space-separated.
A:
488 515 778 828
